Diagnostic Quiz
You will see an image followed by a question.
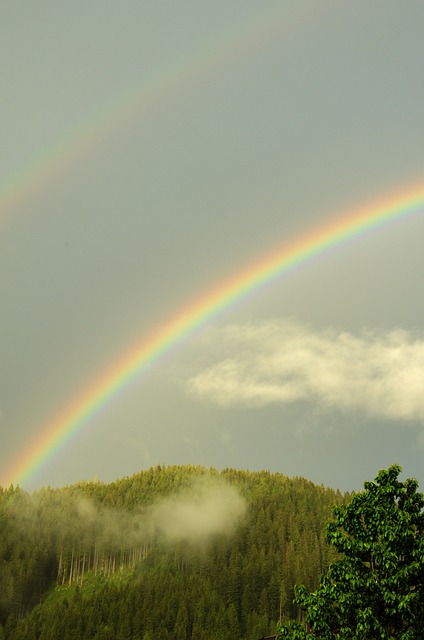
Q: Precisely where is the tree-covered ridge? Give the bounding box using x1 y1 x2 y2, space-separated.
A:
0 465 346 639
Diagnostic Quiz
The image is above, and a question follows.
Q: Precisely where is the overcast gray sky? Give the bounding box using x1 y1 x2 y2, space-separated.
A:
1 1 424 492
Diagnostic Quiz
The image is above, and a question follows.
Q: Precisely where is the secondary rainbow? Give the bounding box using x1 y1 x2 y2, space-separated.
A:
3 182 424 488
0 1 322 228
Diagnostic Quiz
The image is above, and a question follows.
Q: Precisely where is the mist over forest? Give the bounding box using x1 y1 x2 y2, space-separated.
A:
0 465 346 639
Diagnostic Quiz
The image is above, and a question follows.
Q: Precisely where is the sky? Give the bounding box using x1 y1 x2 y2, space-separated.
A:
1 1 424 493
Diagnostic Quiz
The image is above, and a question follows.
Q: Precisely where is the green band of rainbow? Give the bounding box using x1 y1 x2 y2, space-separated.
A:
3 183 424 488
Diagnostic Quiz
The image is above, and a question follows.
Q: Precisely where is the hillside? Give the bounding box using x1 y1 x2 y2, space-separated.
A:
0 465 347 639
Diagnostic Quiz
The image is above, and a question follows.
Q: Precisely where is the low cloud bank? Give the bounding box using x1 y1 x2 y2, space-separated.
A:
8 476 247 551
187 320 424 422
73 477 246 547
150 479 246 543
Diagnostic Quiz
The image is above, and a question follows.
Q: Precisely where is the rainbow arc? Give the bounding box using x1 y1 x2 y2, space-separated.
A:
3 183 424 487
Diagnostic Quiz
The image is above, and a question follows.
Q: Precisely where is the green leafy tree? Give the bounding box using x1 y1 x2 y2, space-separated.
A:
278 465 424 639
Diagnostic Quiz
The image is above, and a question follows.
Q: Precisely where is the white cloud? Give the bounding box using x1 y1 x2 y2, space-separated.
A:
151 478 247 543
186 320 424 422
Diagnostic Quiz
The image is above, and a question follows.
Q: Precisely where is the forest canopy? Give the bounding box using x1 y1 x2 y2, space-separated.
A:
0 464 347 639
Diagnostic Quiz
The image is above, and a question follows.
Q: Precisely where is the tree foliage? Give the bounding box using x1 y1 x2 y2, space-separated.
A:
278 465 424 639
0 465 344 639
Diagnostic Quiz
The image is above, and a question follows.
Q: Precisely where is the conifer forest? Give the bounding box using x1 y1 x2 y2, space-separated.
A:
0 465 347 639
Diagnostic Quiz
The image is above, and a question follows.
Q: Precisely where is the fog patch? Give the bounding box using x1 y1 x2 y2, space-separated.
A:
150 478 247 543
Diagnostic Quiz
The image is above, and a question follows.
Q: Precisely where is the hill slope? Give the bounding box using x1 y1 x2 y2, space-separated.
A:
0 465 347 639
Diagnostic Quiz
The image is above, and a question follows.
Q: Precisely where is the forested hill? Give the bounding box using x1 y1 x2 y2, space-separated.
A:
0 465 348 640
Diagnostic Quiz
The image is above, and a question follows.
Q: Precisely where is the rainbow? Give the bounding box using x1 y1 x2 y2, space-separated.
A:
3 182 424 488
0 1 324 227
